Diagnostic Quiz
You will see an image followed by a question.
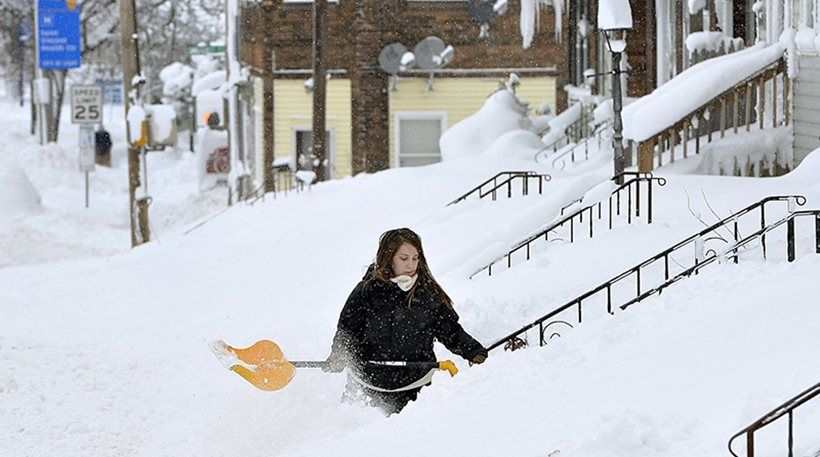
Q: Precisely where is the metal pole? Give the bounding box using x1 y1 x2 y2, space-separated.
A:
85 171 89 208
612 50 626 185
787 217 795 262
312 0 328 182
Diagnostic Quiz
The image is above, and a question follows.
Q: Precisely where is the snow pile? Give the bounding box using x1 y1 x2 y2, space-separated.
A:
685 31 744 55
0 161 42 216
145 104 177 144
482 130 549 161
192 70 227 97
695 126 793 176
542 102 582 146
440 90 535 161
160 62 195 100
623 42 785 142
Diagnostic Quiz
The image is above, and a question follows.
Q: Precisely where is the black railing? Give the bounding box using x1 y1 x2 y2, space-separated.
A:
488 196 819 351
447 171 552 206
247 166 309 206
728 381 820 457
471 172 666 278
551 120 614 170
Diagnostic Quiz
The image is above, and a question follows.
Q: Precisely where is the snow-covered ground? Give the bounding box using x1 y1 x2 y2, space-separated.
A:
1 91 819 457
0 98 224 267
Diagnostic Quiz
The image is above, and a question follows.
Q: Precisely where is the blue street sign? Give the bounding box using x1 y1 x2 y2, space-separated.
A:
37 0 81 70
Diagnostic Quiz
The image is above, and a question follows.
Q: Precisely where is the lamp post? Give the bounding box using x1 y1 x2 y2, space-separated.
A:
597 0 632 185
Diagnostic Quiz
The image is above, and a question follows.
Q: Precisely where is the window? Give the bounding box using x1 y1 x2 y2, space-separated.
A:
395 112 446 167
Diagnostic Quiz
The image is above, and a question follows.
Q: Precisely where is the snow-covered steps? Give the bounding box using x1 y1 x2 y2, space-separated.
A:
727 381 820 457
471 172 666 278
487 195 820 352
447 171 552 206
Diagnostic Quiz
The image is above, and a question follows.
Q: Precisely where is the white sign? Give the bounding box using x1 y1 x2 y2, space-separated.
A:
71 85 103 125
33 78 51 105
79 125 95 172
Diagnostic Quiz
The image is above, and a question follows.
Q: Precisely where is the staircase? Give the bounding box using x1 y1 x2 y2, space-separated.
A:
728 381 820 457
487 195 820 351
471 172 666 278
448 171 552 206
247 165 311 206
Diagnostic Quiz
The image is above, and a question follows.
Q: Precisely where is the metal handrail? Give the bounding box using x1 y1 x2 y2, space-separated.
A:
551 119 614 170
447 171 552 206
247 167 309 206
471 172 666 278
728 381 820 457
487 196 816 351
533 112 592 163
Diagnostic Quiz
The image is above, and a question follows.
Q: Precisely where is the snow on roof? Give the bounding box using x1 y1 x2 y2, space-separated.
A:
622 42 785 142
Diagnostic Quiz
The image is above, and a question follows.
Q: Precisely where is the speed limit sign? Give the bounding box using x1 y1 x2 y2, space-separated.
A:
70 85 103 125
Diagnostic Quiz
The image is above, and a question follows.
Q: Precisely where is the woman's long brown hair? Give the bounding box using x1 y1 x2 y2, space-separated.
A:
371 228 453 308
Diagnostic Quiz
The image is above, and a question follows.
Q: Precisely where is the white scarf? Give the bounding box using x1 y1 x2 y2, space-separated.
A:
390 274 418 292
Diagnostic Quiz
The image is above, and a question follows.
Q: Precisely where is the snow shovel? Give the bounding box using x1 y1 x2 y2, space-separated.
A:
209 339 458 392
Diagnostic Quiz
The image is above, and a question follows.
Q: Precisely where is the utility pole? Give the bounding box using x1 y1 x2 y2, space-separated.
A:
311 0 328 182
119 0 150 247
225 0 249 202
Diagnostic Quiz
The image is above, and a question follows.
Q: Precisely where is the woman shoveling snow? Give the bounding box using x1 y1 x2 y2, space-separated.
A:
211 228 487 416
323 228 488 415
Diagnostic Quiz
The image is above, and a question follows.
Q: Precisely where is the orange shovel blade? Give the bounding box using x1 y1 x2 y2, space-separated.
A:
224 340 297 392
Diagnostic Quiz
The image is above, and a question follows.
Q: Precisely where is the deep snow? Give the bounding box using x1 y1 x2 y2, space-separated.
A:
1 93 819 457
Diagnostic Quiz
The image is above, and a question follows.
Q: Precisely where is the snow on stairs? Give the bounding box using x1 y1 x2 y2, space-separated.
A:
470 172 666 278
728 381 820 457
486 195 820 352
447 171 552 206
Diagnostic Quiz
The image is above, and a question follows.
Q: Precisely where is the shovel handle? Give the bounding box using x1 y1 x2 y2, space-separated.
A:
289 360 457 376
290 361 327 368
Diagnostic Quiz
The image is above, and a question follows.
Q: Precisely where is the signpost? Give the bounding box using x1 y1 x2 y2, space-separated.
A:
71 85 103 208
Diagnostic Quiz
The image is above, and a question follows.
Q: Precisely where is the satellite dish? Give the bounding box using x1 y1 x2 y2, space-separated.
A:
378 43 407 74
414 37 446 70
469 0 495 23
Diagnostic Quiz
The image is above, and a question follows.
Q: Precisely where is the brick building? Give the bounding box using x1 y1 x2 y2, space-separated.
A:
238 0 575 187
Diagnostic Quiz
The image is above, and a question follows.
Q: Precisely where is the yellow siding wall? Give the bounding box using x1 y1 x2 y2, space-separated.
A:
273 79 353 178
389 77 556 167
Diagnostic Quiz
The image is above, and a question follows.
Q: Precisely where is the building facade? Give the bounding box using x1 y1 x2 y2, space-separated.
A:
239 0 570 187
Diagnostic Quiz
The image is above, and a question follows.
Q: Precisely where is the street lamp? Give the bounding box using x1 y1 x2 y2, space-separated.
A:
597 0 632 185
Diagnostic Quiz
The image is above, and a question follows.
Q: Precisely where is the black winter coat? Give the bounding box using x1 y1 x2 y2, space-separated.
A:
329 269 487 391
